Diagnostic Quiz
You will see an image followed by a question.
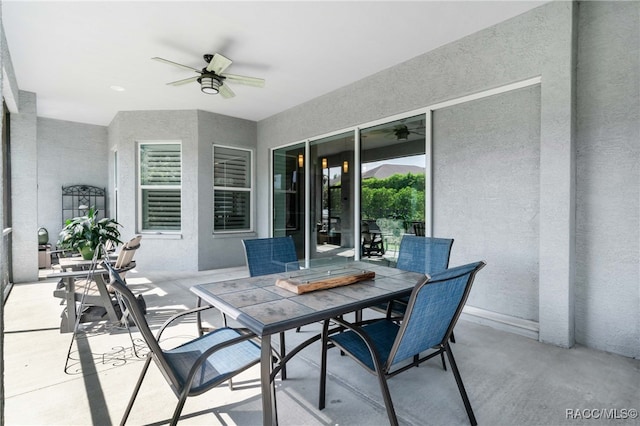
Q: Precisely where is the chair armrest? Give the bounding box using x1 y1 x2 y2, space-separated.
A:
115 261 136 273
47 270 97 279
326 316 387 373
156 304 218 339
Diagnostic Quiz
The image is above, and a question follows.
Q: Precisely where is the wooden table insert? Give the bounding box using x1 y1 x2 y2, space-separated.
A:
276 267 375 294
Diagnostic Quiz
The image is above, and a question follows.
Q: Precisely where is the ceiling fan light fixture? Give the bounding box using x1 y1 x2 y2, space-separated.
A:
199 75 221 94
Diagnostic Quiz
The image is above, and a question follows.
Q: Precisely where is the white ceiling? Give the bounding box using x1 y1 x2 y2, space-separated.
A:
2 1 546 127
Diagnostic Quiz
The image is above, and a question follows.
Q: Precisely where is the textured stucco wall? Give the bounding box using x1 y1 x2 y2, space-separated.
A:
196 110 257 271
433 86 541 321
108 109 256 271
575 1 640 358
10 91 38 282
258 1 576 347
36 117 108 241
108 110 199 271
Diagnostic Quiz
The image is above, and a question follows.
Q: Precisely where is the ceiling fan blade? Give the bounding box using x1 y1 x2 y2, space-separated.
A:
207 53 233 74
152 57 201 73
222 73 265 88
219 83 235 99
167 76 199 86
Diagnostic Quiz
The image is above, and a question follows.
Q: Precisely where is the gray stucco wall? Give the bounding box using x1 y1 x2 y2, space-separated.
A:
258 1 576 348
196 110 257 271
433 85 541 322
108 109 257 271
108 110 199 271
10 91 38 282
575 1 639 358
36 117 108 242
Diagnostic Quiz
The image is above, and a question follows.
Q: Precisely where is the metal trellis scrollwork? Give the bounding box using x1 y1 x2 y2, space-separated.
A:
62 185 106 225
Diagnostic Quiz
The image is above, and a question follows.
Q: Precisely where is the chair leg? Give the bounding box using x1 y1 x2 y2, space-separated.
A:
444 343 477 426
170 390 190 426
376 372 399 426
120 355 152 426
450 330 456 343
318 320 330 410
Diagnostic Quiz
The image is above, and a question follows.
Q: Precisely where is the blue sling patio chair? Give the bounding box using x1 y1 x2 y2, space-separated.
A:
319 261 486 426
388 235 456 368
373 235 454 319
242 236 300 277
389 235 454 317
104 262 261 426
242 236 299 379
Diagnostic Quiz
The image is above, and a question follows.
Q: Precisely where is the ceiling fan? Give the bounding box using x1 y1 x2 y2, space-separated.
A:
152 53 265 98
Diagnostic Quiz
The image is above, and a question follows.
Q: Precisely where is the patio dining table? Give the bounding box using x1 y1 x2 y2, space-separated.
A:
190 260 425 425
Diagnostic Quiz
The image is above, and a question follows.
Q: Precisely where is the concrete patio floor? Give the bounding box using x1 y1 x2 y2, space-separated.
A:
3 266 639 426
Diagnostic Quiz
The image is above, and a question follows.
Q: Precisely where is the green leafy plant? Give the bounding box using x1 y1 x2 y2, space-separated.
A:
57 207 122 260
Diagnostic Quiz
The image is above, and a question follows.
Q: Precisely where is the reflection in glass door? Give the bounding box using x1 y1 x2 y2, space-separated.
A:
360 114 426 260
310 132 355 260
272 143 305 259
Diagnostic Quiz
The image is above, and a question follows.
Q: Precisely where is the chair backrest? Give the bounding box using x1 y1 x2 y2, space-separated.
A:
242 236 299 277
412 221 426 236
396 235 453 275
386 261 486 369
114 235 142 270
103 262 182 390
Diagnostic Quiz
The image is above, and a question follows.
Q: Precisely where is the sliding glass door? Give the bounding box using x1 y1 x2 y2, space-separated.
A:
360 114 426 259
271 113 427 263
272 142 305 258
309 132 355 259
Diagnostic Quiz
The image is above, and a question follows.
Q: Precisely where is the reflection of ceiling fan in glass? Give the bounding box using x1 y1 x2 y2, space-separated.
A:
370 124 426 141
393 125 418 141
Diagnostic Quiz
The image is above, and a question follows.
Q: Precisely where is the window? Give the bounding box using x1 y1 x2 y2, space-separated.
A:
113 150 118 222
213 145 252 232
138 142 181 232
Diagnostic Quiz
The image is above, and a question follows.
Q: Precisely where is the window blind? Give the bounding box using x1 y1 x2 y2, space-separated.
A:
214 147 250 188
140 144 181 186
213 146 252 232
140 143 181 231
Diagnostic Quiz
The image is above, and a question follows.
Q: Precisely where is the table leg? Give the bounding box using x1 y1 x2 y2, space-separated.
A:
261 335 278 425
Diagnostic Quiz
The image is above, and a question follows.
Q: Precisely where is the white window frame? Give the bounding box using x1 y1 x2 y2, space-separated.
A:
213 144 254 234
137 141 182 234
113 149 118 222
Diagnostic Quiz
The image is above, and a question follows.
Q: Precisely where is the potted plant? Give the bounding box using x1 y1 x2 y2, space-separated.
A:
57 207 122 260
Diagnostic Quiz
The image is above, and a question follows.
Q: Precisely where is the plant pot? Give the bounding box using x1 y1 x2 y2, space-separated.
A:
79 245 96 260
38 227 49 245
